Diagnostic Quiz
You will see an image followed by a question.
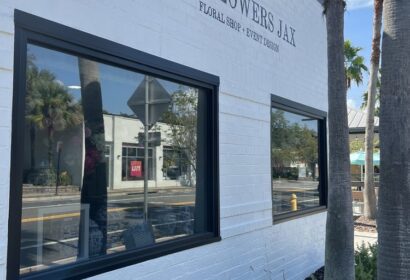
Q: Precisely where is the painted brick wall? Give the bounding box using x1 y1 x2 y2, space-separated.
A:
0 0 328 279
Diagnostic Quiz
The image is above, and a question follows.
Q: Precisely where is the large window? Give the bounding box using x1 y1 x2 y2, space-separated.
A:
9 11 219 280
271 95 327 221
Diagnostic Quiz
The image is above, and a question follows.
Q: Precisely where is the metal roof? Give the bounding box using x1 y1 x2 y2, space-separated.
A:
348 107 379 130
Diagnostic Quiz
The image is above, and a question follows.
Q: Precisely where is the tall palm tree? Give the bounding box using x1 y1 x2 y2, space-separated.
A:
378 0 410 278
361 72 380 116
26 57 56 170
344 40 368 89
324 1 355 279
363 0 383 220
26 60 82 170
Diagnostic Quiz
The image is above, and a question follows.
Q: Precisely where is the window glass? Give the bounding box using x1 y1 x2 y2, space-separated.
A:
163 147 189 181
127 147 137 157
271 108 321 216
20 44 211 275
121 145 154 181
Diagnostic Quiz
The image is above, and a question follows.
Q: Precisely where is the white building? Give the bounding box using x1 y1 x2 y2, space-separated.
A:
0 1 328 279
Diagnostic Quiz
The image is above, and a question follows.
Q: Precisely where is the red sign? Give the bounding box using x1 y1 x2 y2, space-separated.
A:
130 161 142 177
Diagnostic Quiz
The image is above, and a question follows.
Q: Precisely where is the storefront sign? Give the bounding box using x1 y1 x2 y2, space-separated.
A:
199 0 297 53
130 161 142 177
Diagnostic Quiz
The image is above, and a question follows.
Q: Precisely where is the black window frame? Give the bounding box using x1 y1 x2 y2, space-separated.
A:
270 94 328 224
8 10 220 280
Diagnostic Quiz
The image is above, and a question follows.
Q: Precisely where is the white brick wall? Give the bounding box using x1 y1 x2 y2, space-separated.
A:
0 0 328 279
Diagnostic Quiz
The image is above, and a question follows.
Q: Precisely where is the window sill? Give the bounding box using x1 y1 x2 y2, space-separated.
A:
273 206 327 225
21 233 221 280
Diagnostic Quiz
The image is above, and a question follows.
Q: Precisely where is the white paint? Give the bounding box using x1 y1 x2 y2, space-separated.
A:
0 0 328 279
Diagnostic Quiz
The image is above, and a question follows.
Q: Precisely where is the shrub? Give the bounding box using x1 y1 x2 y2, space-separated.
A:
27 168 57 186
272 167 298 180
59 171 72 186
355 243 377 280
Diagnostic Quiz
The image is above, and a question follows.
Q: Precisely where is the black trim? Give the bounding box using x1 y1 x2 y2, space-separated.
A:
9 10 220 280
270 94 327 119
14 10 219 88
22 234 221 280
270 94 328 222
7 18 27 280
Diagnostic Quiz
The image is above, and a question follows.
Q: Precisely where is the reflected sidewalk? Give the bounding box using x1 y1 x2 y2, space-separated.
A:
22 185 194 202
354 231 377 248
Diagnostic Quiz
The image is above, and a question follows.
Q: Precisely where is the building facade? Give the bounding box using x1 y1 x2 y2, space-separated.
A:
0 0 328 279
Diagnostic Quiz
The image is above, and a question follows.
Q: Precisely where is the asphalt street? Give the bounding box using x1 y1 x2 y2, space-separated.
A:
20 189 196 273
20 181 319 274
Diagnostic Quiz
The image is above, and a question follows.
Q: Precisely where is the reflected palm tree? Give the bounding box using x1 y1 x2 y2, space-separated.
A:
26 57 82 184
77 58 108 258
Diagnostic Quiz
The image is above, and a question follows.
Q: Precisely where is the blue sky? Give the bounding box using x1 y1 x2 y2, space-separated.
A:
28 44 181 116
344 0 374 110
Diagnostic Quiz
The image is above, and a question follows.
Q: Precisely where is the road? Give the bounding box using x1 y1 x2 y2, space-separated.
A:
20 189 196 274
20 181 320 274
272 179 321 212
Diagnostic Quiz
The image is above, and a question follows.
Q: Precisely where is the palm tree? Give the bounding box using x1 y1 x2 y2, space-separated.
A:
344 40 368 89
323 1 355 279
26 59 82 170
26 57 56 170
378 0 410 278
363 0 383 221
361 72 380 116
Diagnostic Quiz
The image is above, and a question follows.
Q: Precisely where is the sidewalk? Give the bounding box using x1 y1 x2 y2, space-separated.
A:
354 230 377 248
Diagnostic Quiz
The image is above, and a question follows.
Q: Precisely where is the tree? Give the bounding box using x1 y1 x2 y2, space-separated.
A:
344 40 368 89
25 58 82 170
378 0 410 278
297 127 319 180
361 72 381 116
271 110 296 172
323 1 355 279
363 0 383 220
160 86 208 233
161 86 198 186
26 56 55 170
271 110 318 179
350 138 379 153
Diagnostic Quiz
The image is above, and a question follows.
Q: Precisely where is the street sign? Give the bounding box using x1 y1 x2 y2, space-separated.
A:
127 77 171 127
127 76 171 222
138 132 161 146
123 221 155 250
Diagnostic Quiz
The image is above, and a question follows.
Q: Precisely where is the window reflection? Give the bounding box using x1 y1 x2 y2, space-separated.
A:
20 44 206 275
271 109 320 215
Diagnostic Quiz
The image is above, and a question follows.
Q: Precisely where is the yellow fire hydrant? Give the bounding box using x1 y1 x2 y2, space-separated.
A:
290 193 298 211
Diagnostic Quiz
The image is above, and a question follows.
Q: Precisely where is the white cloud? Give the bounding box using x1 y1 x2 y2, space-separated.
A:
345 0 373 10
347 98 357 109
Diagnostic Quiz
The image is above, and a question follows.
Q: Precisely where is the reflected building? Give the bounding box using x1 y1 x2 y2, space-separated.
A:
23 113 192 190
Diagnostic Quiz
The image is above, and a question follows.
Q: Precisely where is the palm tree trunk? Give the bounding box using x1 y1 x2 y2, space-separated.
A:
47 126 54 169
363 0 383 220
378 0 410 278
324 1 355 279
77 58 108 258
30 122 36 169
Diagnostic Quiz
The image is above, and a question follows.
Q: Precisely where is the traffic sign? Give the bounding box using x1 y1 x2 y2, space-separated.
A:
127 77 171 127
138 132 161 146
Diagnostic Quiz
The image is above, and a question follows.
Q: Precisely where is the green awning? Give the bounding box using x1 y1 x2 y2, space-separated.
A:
350 151 380 166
